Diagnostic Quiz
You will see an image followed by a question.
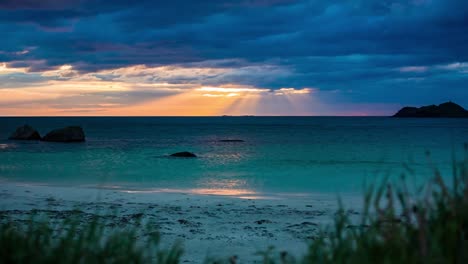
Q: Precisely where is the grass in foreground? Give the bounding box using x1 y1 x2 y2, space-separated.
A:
0 216 182 264
258 146 468 264
1 145 467 263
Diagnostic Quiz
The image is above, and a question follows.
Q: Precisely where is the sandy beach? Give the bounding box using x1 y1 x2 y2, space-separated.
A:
0 181 363 262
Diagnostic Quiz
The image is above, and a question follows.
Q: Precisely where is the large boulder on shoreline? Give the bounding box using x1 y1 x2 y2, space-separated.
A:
170 151 197 158
9 125 41 140
42 126 85 142
393 102 468 118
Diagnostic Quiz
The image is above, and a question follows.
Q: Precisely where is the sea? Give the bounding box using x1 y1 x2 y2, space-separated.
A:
1 117 467 197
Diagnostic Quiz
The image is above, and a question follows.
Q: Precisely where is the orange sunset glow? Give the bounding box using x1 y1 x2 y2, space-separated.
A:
0 63 320 116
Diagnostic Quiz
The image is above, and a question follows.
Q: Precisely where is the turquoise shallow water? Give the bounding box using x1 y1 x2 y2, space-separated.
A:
0 117 467 195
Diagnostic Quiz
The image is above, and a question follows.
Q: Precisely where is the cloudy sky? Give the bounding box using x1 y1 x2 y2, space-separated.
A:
1 0 467 116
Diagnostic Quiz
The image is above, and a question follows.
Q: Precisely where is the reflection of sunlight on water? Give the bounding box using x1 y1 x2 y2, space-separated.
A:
237 196 280 200
191 178 267 198
97 185 122 189
0 144 14 150
199 178 248 189
121 187 262 199
189 188 255 196
121 188 284 199
113 179 273 199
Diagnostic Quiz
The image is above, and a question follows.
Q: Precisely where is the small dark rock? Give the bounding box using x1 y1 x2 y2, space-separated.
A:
42 126 85 142
170 151 197 158
178 219 189 225
9 125 41 140
255 219 272 225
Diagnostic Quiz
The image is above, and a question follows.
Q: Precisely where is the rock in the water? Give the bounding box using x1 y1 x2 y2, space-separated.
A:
255 219 272 225
219 139 245 142
9 125 41 140
170 151 197 158
393 102 468 118
42 126 85 142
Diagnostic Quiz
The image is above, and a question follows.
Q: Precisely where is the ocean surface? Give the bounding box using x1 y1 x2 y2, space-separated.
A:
1 117 467 197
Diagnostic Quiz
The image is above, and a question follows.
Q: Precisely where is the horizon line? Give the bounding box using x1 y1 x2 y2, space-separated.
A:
0 115 392 118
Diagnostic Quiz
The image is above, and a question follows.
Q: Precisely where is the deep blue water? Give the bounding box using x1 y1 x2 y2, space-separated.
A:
0 117 467 195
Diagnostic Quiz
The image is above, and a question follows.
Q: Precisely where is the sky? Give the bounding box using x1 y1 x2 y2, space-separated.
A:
0 0 467 116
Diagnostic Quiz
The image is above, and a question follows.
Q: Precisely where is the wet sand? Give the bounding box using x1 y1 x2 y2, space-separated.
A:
0 182 362 262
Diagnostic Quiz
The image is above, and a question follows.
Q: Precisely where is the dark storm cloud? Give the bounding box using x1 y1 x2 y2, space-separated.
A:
1 0 467 107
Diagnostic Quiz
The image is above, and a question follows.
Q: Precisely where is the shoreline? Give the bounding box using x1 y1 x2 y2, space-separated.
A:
0 181 363 262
